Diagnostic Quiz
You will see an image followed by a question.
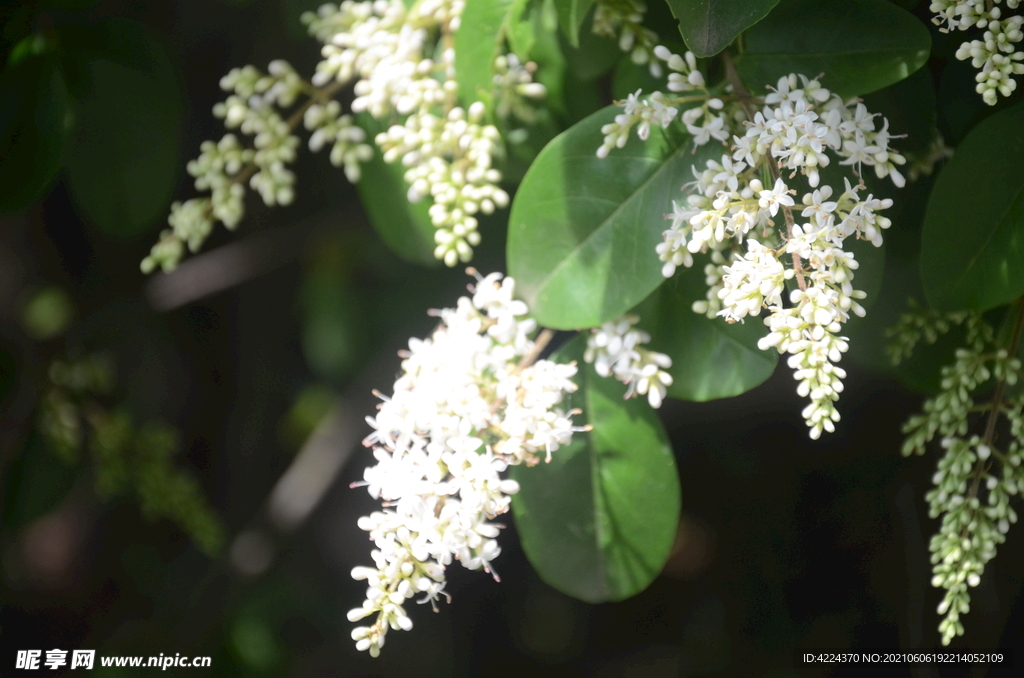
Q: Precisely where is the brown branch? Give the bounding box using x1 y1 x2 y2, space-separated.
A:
965 297 1024 505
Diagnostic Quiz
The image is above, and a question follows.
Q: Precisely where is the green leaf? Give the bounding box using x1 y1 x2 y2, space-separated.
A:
553 0 594 47
665 0 778 58
921 101 1024 312
636 267 777 401
559 9 621 82
507 0 538 57
455 0 514 104
735 0 930 98
355 115 438 266
510 336 681 603
508 106 718 329
0 45 67 213
60 19 183 238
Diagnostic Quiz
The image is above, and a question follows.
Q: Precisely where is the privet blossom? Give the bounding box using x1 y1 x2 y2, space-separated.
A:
893 308 1024 645
143 0 548 273
348 272 584 656
931 0 1024 104
584 315 674 408
597 47 905 439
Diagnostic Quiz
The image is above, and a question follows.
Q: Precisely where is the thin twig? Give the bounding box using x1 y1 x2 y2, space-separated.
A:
965 298 1024 506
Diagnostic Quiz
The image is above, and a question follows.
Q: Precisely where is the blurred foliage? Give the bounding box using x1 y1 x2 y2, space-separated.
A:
36 352 224 556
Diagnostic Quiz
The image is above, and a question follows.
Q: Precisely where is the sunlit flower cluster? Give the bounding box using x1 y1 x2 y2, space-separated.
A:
144 0 550 273
597 46 736 157
584 314 673 408
305 0 539 266
638 68 904 438
895 309 1024 645
348 272 584 657
931 0 1024 104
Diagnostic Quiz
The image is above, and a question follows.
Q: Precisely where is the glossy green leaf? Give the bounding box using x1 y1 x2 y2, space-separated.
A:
0 46 67 212
636 267 777 401
455 0 514 103
665 0 778 58
508 106 714 329
355 115 438 266
553 0 594 47
735 0 930 98
921 101 1024 312
511 336 681 603
60 20 183 238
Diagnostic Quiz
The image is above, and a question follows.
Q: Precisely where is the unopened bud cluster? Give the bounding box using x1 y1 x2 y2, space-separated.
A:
348 272 584 656
584 314 674 408
931 0 1024 104
896 309 1024 645
604 62 904 439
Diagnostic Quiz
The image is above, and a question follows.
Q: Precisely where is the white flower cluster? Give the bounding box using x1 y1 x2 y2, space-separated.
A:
304 0 539 266
348 272 583 657
648 72 904 439
141 60 374 274
597 46 736 157
931 0 1024 104
593 0 661 76
898 311 1024 645
584 315 673 408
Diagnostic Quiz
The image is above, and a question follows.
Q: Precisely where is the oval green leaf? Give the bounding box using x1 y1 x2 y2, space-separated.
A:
921 100 1024 312
510 336 681 603
60 19 183 238
355 115 438 265
735 0 930 98
665 0 779 58
507 106 711 329
636 265 777 401
0 47 67 213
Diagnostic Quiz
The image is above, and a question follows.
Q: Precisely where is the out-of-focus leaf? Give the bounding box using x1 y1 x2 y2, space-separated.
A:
665 0 778 57
0 41 67 213
511 336 681 603
455 0 514 103
735 0 930 98
553 0 593 47
355 115 438 266
559 7 621 81
59 19 183 238
3 435 78 532
921 100 1024 312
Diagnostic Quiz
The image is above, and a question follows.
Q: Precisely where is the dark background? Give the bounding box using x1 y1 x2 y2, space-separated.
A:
0 0 1022 676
